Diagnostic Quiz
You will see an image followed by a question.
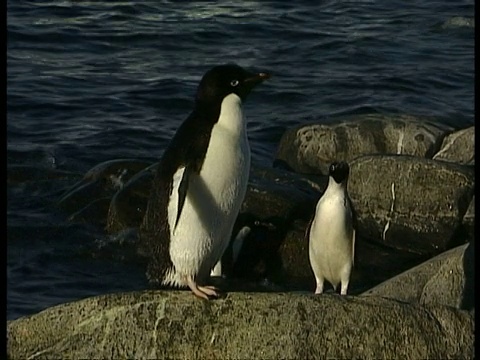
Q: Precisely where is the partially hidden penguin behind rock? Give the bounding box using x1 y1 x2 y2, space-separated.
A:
139 64 270 299
308 161 356 295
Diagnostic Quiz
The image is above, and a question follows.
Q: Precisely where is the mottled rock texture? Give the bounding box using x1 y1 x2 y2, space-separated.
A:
7 291 474 360
348 154 474 255
362 243 474 311
433 126 474 165
275 114 453 175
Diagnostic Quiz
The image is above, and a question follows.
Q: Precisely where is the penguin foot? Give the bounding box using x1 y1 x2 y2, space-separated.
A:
198 285 220 298
340 283 349 295
186 276 220 300
314 283 324 295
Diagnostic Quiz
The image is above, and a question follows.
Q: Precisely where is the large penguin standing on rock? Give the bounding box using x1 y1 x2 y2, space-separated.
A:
140 64 270 299
308 161 356 295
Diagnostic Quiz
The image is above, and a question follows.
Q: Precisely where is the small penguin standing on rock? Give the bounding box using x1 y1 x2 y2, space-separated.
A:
140 64 270 299
308 161 356 295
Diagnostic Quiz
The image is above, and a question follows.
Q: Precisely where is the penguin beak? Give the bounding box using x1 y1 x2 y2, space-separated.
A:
238 71 270 99
244 72 271 85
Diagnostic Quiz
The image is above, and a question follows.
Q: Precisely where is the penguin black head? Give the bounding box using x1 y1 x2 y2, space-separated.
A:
195 64 270 105
329 161 350 184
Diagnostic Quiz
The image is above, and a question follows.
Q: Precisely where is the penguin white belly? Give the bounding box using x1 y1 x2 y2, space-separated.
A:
166 94 250 286
309 196 353 289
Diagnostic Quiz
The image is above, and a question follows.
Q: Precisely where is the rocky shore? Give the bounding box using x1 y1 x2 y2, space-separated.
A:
8 114 475 359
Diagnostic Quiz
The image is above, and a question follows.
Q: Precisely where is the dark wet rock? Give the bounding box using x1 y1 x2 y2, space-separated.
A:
461 196 475 243
57 159 152 221
433 126 474 165
58 159 151 211
362 243 474 311
81 158 152 183
348 154 474 255
241 166 327 222
7 291 474 360
275 114 453 175
58 177 114 214
106 163 158 234
66 197 112 226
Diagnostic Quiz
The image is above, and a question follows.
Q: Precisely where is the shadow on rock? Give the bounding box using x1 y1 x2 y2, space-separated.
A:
460 240 474 311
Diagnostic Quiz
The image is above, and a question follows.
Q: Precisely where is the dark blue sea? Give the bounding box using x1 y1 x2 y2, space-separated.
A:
7 1 474 321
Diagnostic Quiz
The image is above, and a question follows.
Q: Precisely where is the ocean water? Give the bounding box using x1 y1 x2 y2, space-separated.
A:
7 0 474 320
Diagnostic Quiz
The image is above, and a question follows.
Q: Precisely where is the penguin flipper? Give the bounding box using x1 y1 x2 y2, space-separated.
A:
174 165 191 230
349 198 358 231
348 196 357 265
351 228 356 266
305 215 314 242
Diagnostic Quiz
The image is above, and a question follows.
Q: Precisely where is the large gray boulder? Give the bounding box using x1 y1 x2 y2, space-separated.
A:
362 242 474 311
433 126 474 166
275 114 453 175
348 154 474 255
106 163 158 233
7 291 474 359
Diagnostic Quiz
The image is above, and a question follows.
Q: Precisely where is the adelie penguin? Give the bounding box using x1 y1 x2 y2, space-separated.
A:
140 64 270 299
308 161 356 295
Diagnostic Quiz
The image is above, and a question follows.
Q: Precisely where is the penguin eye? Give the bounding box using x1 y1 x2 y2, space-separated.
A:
230 79 239 87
